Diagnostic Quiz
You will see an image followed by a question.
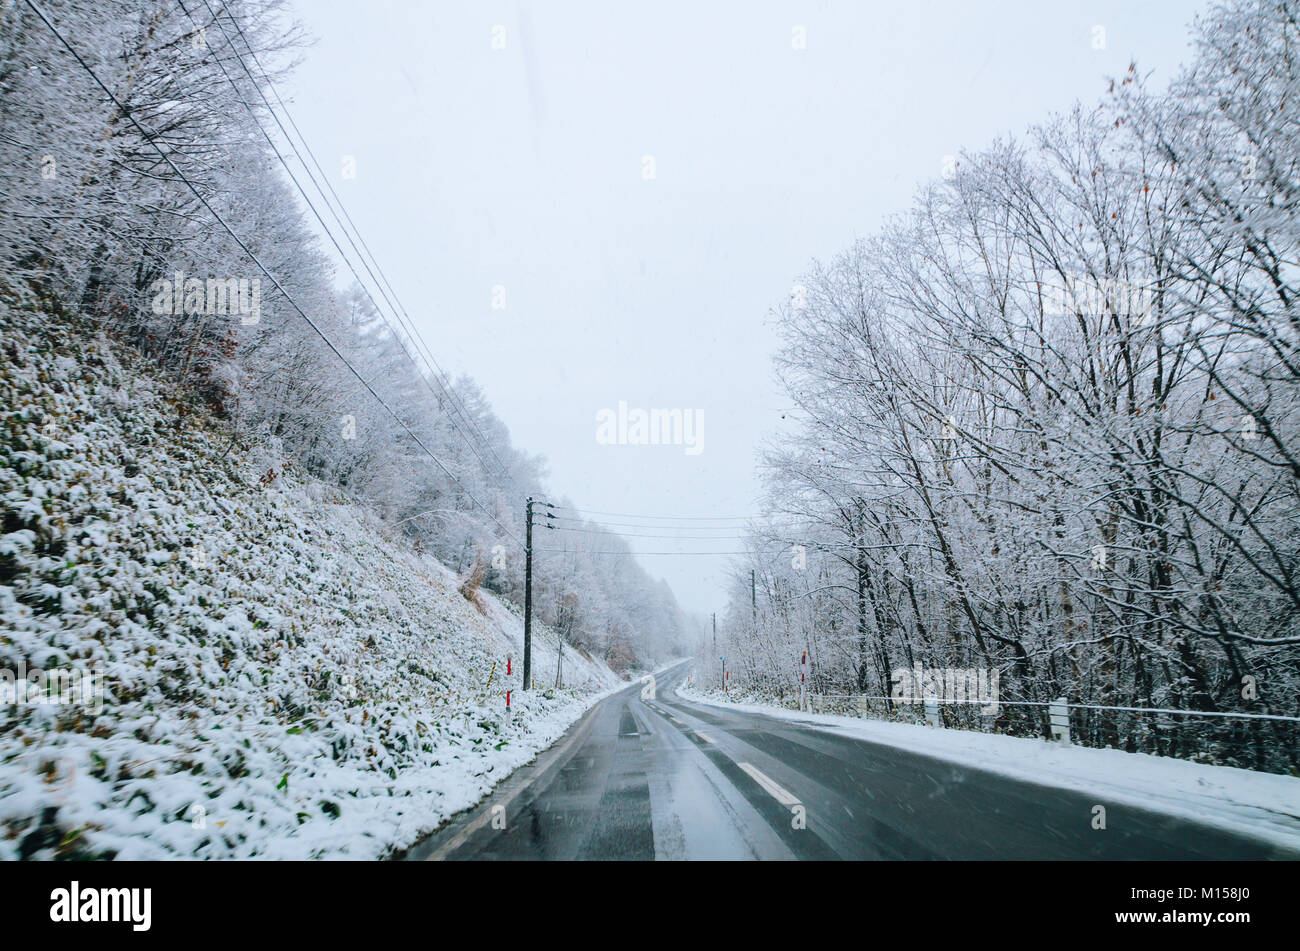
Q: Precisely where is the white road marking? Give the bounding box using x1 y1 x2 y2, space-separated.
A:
739 762 801 807
695 731 715 744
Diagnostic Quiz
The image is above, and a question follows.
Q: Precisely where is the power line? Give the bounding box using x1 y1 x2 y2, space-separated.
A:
540 536 847 556
24 0 522 547
546 505 763 521
546 526 752 540
206 0 510 473
182 0 514 491
535 548 762 556
216 2 515 484
194 12 783 565
547 517 762 534
31 0 794 566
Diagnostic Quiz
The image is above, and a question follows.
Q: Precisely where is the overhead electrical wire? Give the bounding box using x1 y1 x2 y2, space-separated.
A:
545 527 751 541
217 2 514 481
547 521 758 536
24 0 523 546
535 548 763 556
36 0 816 567
545 505 764 522
182 0 514 491
186 6 829 569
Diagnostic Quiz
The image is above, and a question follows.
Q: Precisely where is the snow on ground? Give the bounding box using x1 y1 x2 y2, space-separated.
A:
0 302 624 859
677 681 1300 854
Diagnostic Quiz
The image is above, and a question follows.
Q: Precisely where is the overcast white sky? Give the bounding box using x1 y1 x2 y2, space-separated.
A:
284 0 1203 617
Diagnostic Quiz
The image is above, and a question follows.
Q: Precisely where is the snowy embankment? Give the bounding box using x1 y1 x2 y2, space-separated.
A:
677 681 1300 854
0 302 623 859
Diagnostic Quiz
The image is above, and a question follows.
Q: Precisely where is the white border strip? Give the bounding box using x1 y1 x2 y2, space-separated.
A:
739 762 801 807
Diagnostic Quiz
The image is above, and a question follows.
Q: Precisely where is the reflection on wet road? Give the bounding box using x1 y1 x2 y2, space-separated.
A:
414 662 1289 861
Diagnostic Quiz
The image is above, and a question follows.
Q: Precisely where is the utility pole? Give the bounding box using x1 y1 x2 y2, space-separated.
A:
711 613 717 685
523 496 533 690
751 570 756 621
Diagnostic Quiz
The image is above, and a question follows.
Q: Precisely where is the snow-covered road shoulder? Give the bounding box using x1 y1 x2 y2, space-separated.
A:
676 685 1300 855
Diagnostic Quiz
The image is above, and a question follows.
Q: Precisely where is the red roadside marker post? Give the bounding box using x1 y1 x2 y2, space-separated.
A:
800 649 807 712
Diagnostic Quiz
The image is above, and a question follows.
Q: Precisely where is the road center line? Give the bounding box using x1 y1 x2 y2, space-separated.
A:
695 731 715 744
738 762 801 807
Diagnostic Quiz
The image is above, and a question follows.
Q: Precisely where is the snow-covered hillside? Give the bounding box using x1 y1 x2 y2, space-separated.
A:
0 301 622 859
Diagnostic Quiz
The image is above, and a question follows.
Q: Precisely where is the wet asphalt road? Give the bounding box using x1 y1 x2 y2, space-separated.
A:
412 662 1295 861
